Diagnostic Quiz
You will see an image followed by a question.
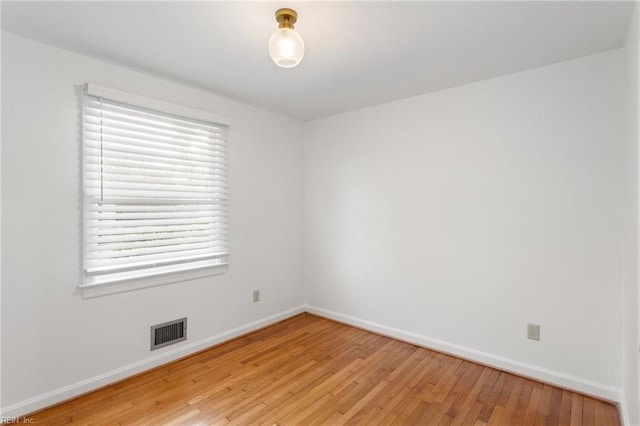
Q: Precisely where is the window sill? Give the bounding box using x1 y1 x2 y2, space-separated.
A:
78 263 229 299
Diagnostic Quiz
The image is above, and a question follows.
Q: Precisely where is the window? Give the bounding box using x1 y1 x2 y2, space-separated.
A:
80 84 229 297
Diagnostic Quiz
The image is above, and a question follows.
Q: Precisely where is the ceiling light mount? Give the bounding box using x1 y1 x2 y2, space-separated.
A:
269 8 305 68
275 8 297 30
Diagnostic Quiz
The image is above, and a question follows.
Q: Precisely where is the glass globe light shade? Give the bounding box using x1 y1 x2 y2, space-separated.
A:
268 28 305 68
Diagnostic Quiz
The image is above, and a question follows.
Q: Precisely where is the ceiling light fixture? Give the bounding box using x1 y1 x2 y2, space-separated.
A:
268 8 305 68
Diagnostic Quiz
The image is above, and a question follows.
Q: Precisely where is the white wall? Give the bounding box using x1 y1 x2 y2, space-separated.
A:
624 3 640 425
1 33 304 415
304 49 627 401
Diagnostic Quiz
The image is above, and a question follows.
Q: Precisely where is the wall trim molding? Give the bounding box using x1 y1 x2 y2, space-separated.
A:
305 305 623 406
1 306 305 418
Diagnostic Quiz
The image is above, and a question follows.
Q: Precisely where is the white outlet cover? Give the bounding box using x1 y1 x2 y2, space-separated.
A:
527 323 540 341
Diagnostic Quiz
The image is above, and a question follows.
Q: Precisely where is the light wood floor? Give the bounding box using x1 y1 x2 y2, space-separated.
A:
29 313 620 425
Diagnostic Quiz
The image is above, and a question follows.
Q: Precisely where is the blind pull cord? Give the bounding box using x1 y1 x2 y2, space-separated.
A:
99 96 104 202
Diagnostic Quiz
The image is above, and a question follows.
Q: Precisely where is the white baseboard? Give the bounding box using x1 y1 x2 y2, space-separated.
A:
1 306 305 418
305 305 623 405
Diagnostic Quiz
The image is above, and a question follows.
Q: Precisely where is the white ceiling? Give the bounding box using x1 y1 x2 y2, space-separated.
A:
1 1 634 120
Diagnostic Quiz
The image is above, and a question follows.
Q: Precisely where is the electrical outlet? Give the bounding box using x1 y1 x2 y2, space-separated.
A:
253 290 260 303
527 323 540 341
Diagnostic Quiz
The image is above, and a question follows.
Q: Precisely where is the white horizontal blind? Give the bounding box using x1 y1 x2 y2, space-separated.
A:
82 91 229 285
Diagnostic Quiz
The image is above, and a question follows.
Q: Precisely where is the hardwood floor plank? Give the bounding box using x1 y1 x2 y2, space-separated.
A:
429 359 465 403
450 391 481 426
499 377 524 424
349 404 382 425
546 386 564 426
340 379 388 421
304 382 360 425
583 393 596 425
486 404 505 424
605 402 622 426
406 400 431 424
518 379 543 425
476 369 501 404
462 401 486 425
25 313 620 425
570 393 584 426
477 371 507 422
423 385 464 425
557 390 572 426
533 384 554 426
282 393 333 425
372 384 413 422
512 379 535 424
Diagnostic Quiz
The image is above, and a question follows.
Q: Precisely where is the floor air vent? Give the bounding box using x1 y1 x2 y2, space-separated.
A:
150 318 187 350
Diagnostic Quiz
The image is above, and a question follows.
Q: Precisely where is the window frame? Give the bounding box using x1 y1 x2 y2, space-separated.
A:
78 84 230 298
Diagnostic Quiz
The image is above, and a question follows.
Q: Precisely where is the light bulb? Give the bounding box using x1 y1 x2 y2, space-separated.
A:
269 28 305 68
